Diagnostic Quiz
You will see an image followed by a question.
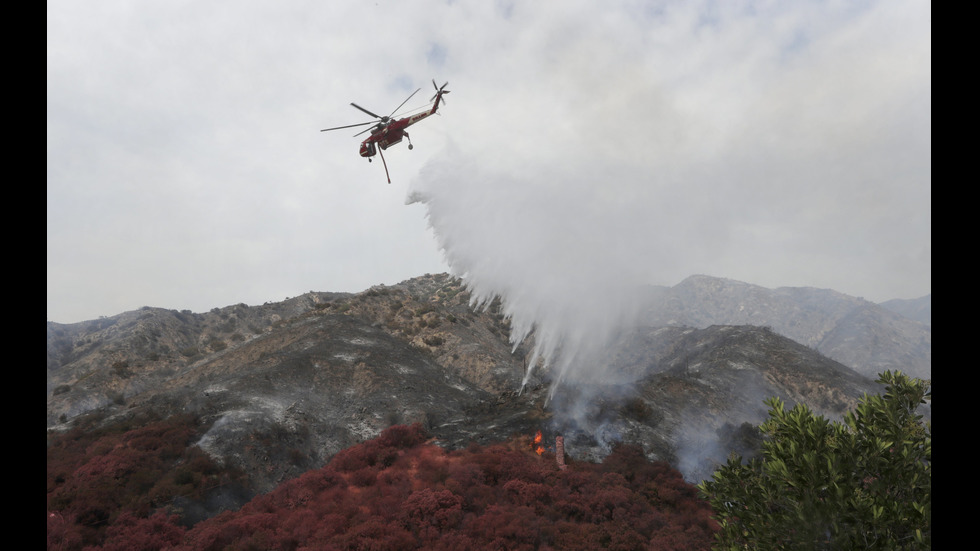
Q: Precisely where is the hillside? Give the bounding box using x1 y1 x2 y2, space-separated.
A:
46 271 932 551
46 272 923 502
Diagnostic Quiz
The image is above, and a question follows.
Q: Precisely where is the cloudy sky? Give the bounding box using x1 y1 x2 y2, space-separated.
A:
47 0 930 325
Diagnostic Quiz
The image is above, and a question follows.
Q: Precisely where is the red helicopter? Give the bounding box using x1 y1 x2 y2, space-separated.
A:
321 79 450 183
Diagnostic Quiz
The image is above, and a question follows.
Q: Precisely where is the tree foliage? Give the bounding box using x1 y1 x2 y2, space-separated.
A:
698 371 931 550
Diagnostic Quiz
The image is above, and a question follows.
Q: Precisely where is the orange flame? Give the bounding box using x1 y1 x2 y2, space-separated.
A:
533 431 544 455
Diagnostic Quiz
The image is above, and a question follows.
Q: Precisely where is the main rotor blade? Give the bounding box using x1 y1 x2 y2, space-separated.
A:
351 102 383 120
320 121 375 132
354 124 381 137
388 88 421 118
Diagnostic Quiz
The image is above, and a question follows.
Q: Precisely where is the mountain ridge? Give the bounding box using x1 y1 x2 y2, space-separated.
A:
639 274 930 379
47 273 929 498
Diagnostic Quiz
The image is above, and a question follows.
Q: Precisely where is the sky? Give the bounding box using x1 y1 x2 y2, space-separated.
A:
47 0 930 325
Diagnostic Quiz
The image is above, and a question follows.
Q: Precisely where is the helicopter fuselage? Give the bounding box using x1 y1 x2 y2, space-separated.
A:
358 100 441 158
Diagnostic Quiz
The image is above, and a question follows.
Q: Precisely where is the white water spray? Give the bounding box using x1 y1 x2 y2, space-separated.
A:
407 141 655 402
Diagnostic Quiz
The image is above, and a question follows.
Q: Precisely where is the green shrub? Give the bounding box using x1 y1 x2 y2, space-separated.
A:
699 371 931 550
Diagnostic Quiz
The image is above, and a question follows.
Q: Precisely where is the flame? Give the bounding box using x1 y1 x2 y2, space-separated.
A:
533 431 544 455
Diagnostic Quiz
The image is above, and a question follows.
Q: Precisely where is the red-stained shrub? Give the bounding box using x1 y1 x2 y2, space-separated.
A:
374 422 429 449
648 522 717 551
47 511 85 551
279 508 319 543
584 483 633 522
445 458 484 485
330 423 429 473
376 464 412 493
413 451 451 487
464 504 541 550
295 467 347 497
50 423 719 550
471 444 546 486
329 517 417 551
328 442 377 472
370 494 409 524
423 532 477 551
556 468 595 493
92 510 186 551
600 443 658 482
553 492 591 523
402 488 464 532
644 467 701 511
501 479 553 512
181 511 280 551
552 521 601 549
47 413 247 549
349 465 380 487
443 460 486 498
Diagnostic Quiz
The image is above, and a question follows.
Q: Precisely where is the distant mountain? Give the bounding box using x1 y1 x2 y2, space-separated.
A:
879 294 931 326
638 275 930 380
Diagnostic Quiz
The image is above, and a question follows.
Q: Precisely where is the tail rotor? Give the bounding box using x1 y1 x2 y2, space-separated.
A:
431 79 450 107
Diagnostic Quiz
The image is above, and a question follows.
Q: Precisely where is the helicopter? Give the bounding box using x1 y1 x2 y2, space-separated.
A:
321 79 450 183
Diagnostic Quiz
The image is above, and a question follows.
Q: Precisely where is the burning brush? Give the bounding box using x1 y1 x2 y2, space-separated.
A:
527 431 567 470
533 431 544 455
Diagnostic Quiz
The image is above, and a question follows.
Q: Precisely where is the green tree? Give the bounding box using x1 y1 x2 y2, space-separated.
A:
698 371 930 550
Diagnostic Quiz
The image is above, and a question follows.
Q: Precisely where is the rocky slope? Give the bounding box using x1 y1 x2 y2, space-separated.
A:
47 273 928 498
